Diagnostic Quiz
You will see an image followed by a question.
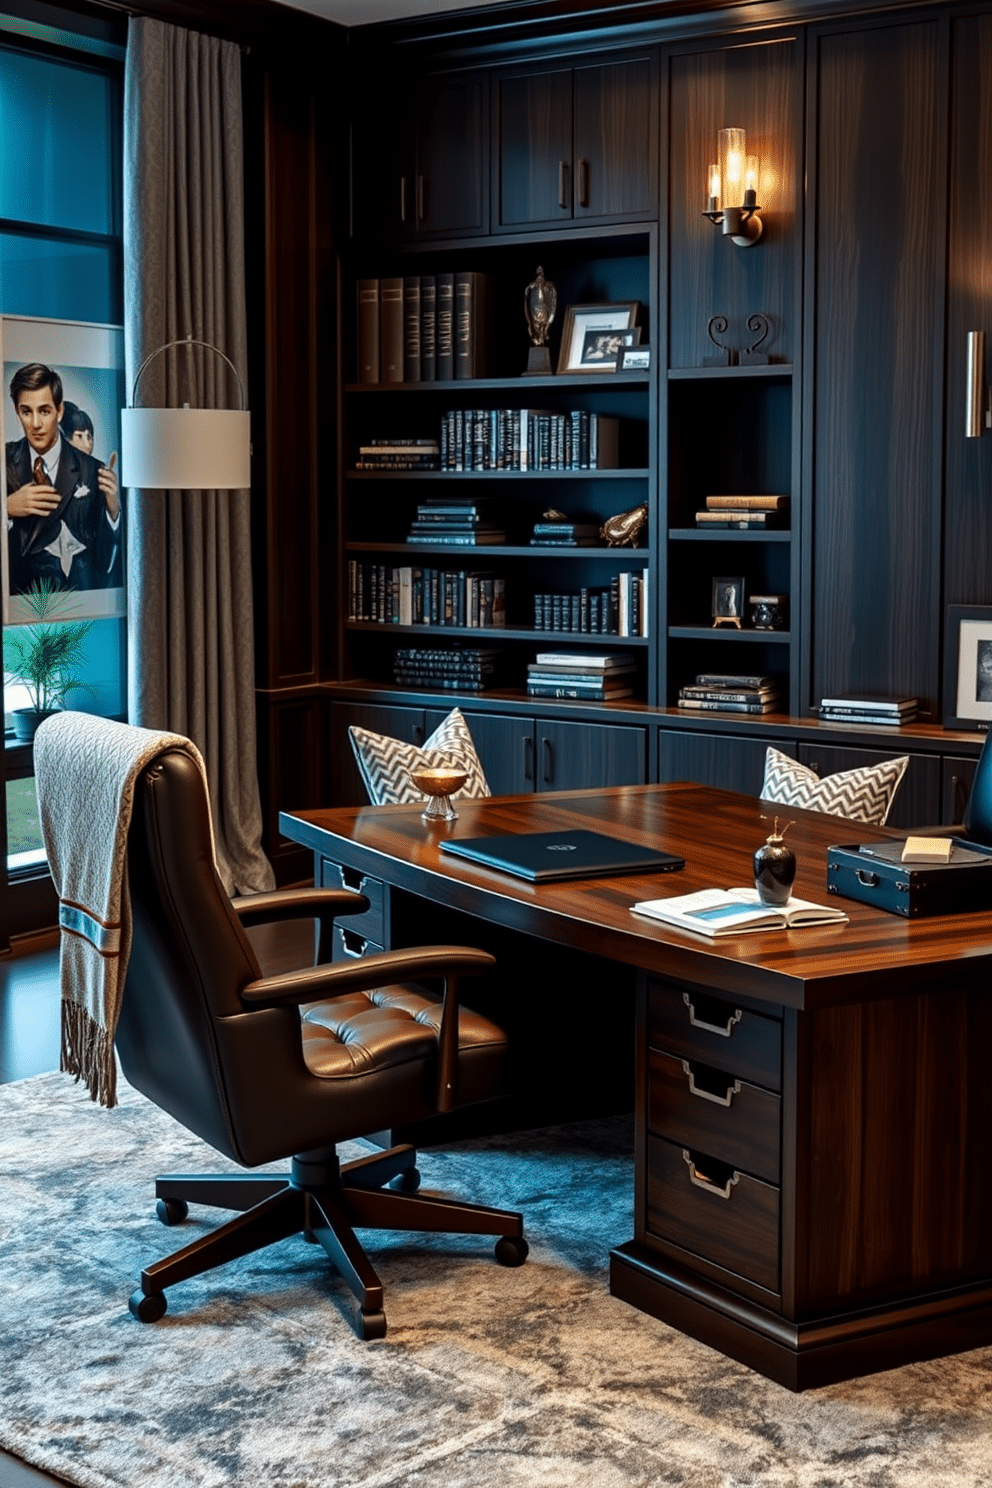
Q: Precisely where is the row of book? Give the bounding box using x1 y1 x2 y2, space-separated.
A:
406 497 505 546
356 439 440 473
393 646 500 693
347 562 506 629
678 673 783 714
694 494 790 531
438 408 619 471
357 273 491 384
533 571 649 637
527 651 636 702
818 695 918 727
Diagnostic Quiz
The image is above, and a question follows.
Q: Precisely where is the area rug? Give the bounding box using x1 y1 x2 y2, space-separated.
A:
2 1073 992 1488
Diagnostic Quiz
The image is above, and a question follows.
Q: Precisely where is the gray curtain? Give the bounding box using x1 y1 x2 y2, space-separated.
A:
123 16 273 895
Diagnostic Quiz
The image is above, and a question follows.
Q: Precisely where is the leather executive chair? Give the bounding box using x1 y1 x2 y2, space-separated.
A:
116 748 527 1339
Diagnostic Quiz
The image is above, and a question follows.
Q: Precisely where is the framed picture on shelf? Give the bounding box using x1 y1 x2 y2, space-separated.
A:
557 302 640 374
619 346 651 372
711 575 745 628
943 604 992 732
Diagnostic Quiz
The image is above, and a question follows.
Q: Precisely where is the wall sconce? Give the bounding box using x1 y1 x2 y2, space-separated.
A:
120 336 251 489
965 331 990 438
703 128 763 248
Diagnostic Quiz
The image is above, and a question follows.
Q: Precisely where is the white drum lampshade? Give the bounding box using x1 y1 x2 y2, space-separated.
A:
121 336 251 490
121 407 251 489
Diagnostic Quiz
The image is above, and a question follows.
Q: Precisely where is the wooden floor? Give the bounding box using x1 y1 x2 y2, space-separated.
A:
0 918 316 1488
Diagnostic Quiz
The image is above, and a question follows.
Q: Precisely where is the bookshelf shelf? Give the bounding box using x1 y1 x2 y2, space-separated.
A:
668 626 791 644
346 542 648 560
345 469 651 481
345 372 651 393
347 621 650 645
667 365 794 381
668 528 791 543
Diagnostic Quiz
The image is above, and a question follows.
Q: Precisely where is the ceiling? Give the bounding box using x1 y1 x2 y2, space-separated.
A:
270 0 503 26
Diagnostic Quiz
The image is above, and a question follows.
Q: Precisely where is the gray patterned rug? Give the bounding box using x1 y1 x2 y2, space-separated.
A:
2 1072 992 1488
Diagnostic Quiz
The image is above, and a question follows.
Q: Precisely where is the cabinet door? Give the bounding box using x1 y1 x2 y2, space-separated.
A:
658 731 788 798
350 95 412 241
425 709 535 795
537 719 647 792
415 73 488 237
330 702 426 807
796 743 939 832
573 57 656 220
496 67 573 227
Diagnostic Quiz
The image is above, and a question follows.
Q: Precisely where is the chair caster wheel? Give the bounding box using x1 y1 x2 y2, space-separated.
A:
156 1197 188 1226
495 1235 529 1267
358 1308 387 1341
129 1289 167 1323
389 1166 421 1193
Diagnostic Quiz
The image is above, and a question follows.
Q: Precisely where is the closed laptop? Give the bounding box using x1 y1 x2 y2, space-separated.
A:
439 829 685 882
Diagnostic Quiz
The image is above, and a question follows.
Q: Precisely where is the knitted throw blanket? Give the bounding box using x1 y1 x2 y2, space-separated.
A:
34 712 211 1107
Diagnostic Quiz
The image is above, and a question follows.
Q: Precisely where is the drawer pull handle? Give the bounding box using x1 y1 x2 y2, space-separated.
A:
682 1149 740 1200
682 993 742 1038
340 929 368 959
856 869 879 886
341 864 365 893
681 1060 741 1107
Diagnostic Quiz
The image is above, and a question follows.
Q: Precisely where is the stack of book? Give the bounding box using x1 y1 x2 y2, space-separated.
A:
678 673 782 714
348 563 505 628
527 652 637 702
440 408 618 471
818 695 918 727
694 495 790 530
356 439 439 472
357 272 492 384
393 645 500 692
406 498 505 546
530 518 600 547
533 570 648 636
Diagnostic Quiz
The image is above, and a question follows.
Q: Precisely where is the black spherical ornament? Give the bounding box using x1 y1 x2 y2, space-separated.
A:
754 818 796 906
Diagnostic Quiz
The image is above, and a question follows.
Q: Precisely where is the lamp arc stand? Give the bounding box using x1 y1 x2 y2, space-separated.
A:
128 334 247 413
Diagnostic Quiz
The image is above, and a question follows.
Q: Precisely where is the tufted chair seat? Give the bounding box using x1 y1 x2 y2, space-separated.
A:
300 984 507 1079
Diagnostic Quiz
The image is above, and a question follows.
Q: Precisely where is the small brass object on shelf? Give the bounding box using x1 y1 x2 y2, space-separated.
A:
523 266 558 376
601 503 648 548
410 765 469 823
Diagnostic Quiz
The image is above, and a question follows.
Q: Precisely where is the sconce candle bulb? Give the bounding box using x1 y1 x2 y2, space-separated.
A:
707 162 721 212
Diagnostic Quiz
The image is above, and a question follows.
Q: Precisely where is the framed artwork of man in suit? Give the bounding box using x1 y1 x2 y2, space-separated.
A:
1 316 125 625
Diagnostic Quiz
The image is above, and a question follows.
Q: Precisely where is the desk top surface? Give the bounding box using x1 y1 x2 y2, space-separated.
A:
280 784 992 1010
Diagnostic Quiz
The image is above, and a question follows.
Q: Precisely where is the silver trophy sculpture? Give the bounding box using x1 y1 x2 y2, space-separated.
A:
523 266 558 375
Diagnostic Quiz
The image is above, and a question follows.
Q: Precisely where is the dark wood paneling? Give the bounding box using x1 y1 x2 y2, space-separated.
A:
573 55 658 220
802 988 992 1312
658 728 788 796
942 755 978 827
796 740 939 830
496 66 573 227
668 37 801 368
258 695 324 882
538 718 647 790
944 12 992 610
808 21 944 712
416 73 489 236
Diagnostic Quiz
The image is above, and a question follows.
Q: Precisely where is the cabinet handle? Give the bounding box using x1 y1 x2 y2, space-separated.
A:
417 174 425 221
577 157 589 206
558 159 569 209
542 736 554 784
682 1149 740 1200
413 724 425 744
340 928 368 959
399 175 408 223
523 735 534 782
680 1060 741 1107
682 992 742 1038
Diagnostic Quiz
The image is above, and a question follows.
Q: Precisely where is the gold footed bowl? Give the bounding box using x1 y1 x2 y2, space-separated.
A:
410 765 468 823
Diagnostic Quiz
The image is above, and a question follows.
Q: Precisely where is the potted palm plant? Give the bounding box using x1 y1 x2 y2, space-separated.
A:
3 581 94 742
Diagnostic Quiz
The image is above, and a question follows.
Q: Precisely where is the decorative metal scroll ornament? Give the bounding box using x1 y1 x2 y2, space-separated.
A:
703 314 735 367
601 503 648 548
739 313 771 367
523 266 558 376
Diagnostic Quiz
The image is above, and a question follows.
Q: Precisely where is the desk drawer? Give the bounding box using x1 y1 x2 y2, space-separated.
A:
332 926 385 963
319 858 386 944
648 980 781 1092
647 1136 779 1293
648 1050 780 1184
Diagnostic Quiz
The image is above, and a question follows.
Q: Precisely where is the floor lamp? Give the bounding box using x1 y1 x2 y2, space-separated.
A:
120 336 251 489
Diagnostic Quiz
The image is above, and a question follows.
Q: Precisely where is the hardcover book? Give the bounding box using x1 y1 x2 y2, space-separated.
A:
356 279 379 383
379 277 404 384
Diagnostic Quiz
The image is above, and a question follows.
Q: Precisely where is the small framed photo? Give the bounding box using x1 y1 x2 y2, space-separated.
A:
557 302 640 375
619 345 651 372
712 575 745 626
944 604 992 732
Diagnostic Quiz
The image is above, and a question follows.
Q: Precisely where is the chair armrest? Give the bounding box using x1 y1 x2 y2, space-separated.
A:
232 887 369 963
241 944 496 1112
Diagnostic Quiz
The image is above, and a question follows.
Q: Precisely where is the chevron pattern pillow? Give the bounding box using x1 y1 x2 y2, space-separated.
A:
760 746 908 825
348 707 491 806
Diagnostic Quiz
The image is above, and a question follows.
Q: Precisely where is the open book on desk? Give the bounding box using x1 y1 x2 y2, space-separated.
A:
631 886 848 936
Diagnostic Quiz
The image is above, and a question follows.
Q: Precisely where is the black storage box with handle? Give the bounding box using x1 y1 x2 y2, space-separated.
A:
826 840 992 918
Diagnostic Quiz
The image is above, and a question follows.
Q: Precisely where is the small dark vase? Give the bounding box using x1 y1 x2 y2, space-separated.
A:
754 821 796 906
12 707 59 743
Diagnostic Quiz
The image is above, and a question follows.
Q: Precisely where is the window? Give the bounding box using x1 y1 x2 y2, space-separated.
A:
0 10 125 930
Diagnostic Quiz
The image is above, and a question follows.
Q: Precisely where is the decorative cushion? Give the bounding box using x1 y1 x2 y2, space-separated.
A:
760 745 908 826
348 707 491 806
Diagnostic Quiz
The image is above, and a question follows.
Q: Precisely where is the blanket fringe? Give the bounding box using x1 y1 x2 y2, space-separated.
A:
61 999 118 1108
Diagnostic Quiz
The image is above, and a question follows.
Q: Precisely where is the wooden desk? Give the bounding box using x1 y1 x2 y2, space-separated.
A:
280 784 992 1390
